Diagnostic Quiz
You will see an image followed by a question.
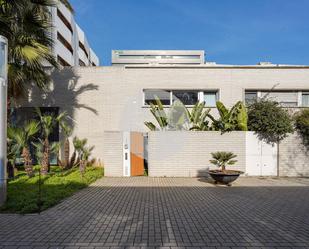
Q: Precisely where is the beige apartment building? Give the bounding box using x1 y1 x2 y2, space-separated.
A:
17 50 309 176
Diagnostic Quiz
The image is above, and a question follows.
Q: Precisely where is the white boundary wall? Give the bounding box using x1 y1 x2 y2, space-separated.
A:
103 131 309 177
148 131 246 177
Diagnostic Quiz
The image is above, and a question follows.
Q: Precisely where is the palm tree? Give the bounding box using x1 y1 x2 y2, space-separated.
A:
60 121 72 169
7 137 21 178
73 137 87 162
7 121 40 177
0 0 73 100
80 146 94 176
210 152 238 172
36 109 66 174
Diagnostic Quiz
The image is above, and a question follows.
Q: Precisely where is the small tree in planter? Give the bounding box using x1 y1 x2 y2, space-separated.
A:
210 152 237 172
248 99 294 176
209 151 242 186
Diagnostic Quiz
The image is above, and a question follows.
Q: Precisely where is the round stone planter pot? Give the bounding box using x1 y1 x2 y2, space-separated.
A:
208 170 243 186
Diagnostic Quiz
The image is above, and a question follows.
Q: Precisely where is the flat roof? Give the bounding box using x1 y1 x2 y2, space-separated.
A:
122 64 309 69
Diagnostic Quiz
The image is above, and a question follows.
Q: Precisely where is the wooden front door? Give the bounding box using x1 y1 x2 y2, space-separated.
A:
130 132 144 176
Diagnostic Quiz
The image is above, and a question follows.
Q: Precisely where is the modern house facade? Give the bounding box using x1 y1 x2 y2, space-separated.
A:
49 1 99 67
17 50 309 177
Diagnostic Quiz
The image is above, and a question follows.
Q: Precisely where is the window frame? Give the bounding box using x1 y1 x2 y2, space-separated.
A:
244 90 309 108
143 89 219 107
301 92 309 107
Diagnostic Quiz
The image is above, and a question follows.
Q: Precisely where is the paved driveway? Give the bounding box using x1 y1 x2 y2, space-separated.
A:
1 177 309 249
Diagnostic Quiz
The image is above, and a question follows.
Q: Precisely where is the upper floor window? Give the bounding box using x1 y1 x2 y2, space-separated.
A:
245 90 309 107
245 92 258 105
172 90 199 105
144 90 171 105
302 93 309 107
144 89 218 107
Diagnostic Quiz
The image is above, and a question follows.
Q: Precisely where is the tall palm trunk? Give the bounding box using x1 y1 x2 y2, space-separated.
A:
22 147 34 177
79 160 86 176
64 137 70 169
41 138 50 175
221 164 226 172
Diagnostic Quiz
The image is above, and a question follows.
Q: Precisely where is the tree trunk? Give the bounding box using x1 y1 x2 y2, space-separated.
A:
277 140 280 177
41 138 50 175
22 147 34 177
64 137 70 169
69 150 76 169
79 160 86 176
7 161 14 179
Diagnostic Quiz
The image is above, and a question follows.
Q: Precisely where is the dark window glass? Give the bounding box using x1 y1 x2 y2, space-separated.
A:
245 92 257 105
302 94 309 107
172 90 198 105
144 90 170 105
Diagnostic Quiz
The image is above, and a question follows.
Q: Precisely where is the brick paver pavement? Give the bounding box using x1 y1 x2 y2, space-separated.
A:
1 177 309 249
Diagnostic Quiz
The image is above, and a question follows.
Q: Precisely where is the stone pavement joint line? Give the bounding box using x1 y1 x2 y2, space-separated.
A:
1 177 309 249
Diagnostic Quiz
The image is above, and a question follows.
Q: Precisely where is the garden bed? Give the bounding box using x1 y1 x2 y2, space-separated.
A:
1 166 103 214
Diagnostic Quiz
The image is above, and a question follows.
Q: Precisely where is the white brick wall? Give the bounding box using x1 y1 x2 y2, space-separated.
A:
103 131 123 177
279 133 309 177
17 66 309 176
148 131 246 177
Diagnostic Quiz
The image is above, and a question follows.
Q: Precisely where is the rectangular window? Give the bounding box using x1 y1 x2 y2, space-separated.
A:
245 91 258 105
302 93 309 107
144 89 219 106
203 92 217 107
261 91 298 107
172 90 199 105
245 90 303 107
144 90 171 105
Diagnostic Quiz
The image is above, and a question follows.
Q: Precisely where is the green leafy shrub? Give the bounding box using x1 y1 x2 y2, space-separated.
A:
294 108 309 147
248 100 294 144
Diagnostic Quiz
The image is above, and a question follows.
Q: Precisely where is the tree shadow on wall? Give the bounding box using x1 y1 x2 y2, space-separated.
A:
26 67 99 130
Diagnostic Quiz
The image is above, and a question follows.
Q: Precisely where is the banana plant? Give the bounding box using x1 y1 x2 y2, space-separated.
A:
207 101 248 132
144 96 168 131
186 102 211 131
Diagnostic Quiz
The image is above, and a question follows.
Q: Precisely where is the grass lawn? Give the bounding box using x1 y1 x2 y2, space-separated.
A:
1 166 103 214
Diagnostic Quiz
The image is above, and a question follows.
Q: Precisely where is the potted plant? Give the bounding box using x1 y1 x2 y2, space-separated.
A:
209 151 243 186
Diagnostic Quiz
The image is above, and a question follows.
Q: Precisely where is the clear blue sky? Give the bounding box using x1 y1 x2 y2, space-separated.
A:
70 0 309 66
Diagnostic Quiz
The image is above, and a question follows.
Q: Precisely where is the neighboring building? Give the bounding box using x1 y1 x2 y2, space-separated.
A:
50 1 99 67
112 50 205 65
17 50 309 176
